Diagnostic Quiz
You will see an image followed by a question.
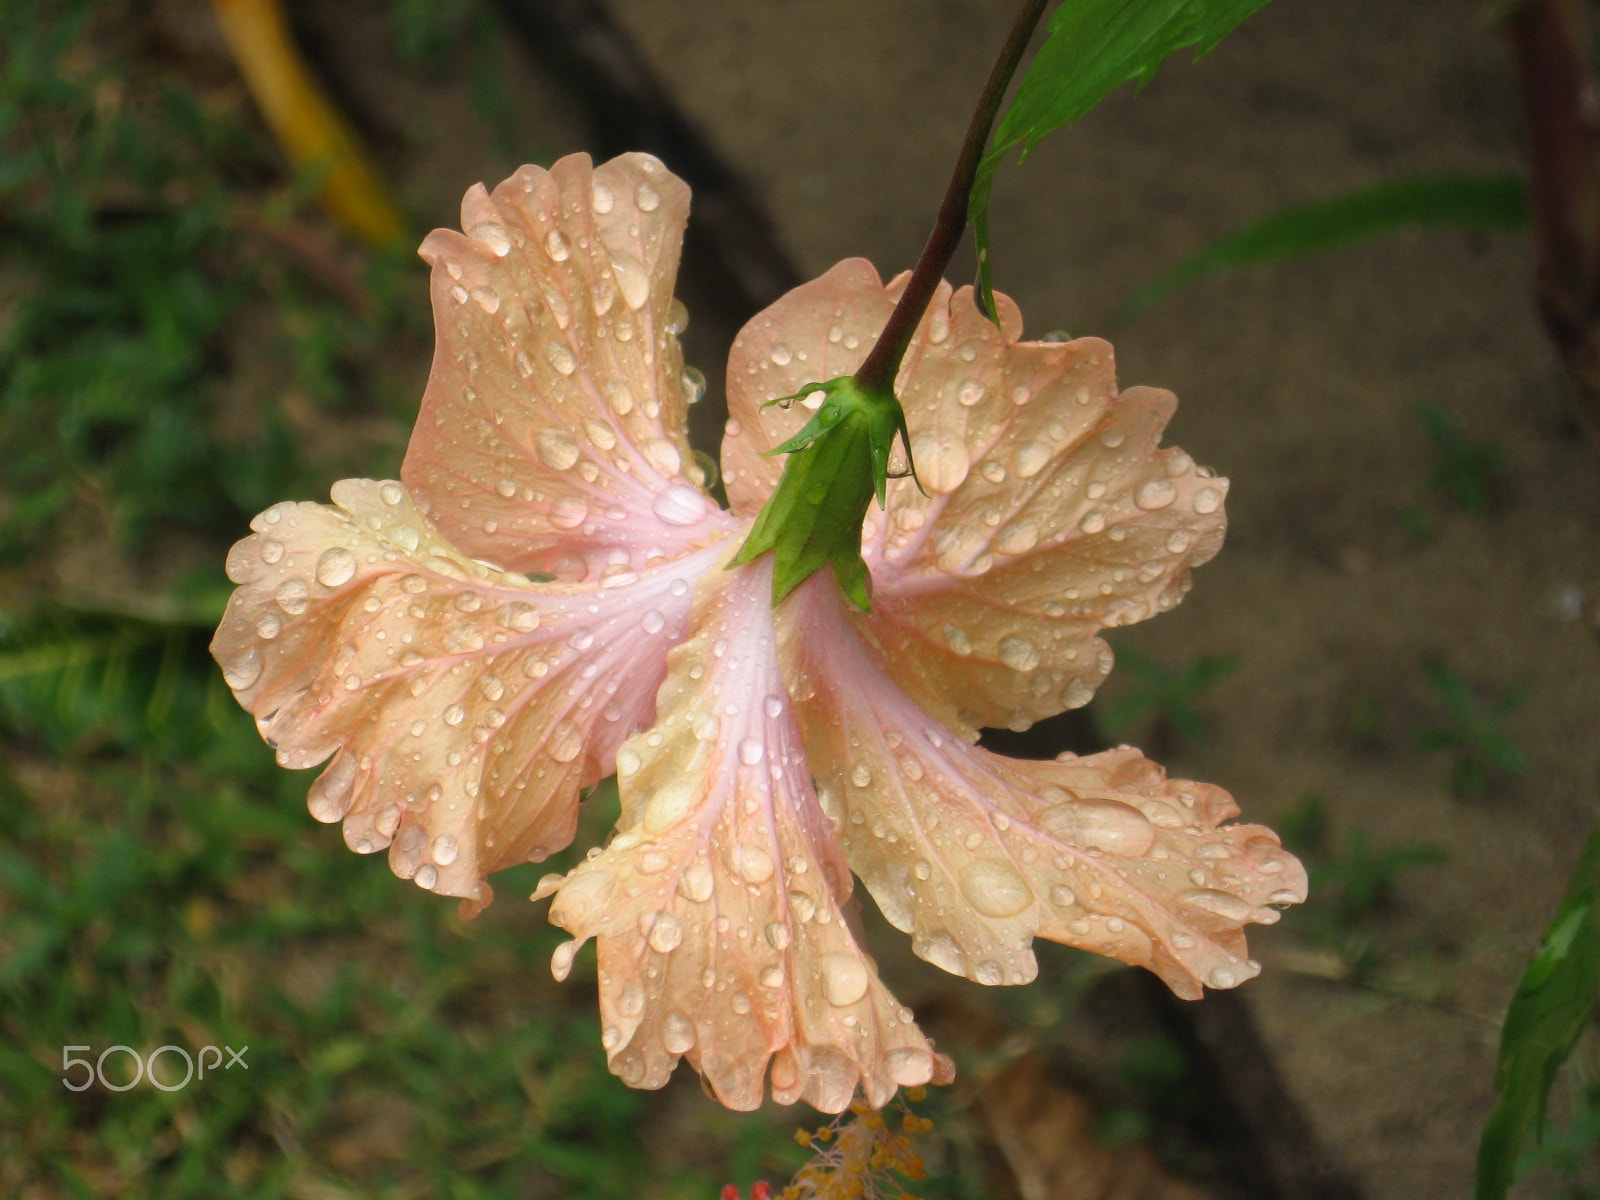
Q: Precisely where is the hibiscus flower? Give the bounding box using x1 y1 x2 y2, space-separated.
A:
212 151 1305 1114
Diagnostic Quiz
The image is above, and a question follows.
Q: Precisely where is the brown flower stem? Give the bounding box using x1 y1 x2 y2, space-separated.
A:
1505 0 1600 449
850 0 1050 395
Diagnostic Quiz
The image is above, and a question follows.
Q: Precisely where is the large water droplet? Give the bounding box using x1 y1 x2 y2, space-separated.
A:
611 251 651 310
636 441 681 480
645 910 683 952
909 426 969 493
470 221 511 256
1194 487 1222 514
738 737 765 766
662 1010 695 1053
636 182 660 212
274 578 310 616
998 634 1040 672
432 834 459 865
548 719 583 762
544 229 570 261
765 921 792 950
222 644 264 690
651 483 706 526
1180 888 1252 921
646 781 696 835
591 182 615 214
536 428 581 470
887 1047 935 1087
545 342 577 376
1039 797 1155 855
1135 478 1177 510
307 754 355 821
731 843 775 884
819 952 870 1006
549 496 589 529
315 546 357 588
960 859 1033 918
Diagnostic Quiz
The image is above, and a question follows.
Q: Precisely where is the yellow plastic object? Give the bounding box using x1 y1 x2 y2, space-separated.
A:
211 0 405 248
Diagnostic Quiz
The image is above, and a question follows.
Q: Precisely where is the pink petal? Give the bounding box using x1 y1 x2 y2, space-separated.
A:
721 262 1225 733
403 153 733 582
211 479 726 914
789 576 1304 1000
549 559 948 1112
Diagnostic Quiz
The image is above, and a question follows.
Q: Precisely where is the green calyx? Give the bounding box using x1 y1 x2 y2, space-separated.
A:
731 376 918 611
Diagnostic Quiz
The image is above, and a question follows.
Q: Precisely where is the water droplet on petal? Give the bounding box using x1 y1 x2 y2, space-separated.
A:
1208 966 1237 988
819 952 870 1006
909 426 969 493
432 834 459 865
274 578 310 615
611 250 651 310
662 1010 695 1053
769 343 793 366
549 496 589 528
223 645 264 690
960 859 1033 918
379 481 405 505
1135 478 1177 510
765 921 792 950
645 910 683 952
255 612 282 640
545 342 577 376
545 229 570 260
636 183 660 212
731 843 774 884
1181 889 1253 921
470 222 511 256
315 546 357 588
1194 487 1222 514
651 483 706 526
639 438 682 477
737 737 765 766
548 720 583 762
1039 797 1156 855
415 863 439 891
591 182 615 214
536 428 581 470
998 635 1040 671
887 1047 934 1086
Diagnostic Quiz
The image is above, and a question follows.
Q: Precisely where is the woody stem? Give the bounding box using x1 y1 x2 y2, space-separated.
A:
850 0 1050 395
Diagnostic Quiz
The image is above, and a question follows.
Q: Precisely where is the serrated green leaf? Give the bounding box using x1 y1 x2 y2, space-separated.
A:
1475 823 1600 1200
1116 173 1530 320
974 0 1276 315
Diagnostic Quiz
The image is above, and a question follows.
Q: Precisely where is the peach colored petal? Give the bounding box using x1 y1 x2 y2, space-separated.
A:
549 558 948 1112
212 479 728 913
403 152 733 582
721 262 1225 734
788 576 1304 1000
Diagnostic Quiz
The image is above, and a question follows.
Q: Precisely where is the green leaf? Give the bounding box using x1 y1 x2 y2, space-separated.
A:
731 377 912 609
1475 823 1600 1200
974 0 1277 315
1116 174 1529 320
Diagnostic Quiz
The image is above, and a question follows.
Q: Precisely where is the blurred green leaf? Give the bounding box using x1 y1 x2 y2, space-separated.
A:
1476 823 1600 1200
974 0 1276 314
1115 174 1530 320
1416 658 1526 796
1095 646 1238 746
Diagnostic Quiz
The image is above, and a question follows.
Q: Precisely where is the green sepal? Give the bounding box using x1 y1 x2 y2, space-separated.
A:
732 377 915 610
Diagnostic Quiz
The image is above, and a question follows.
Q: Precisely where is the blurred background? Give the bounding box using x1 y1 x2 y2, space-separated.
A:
2 1 1597 1197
